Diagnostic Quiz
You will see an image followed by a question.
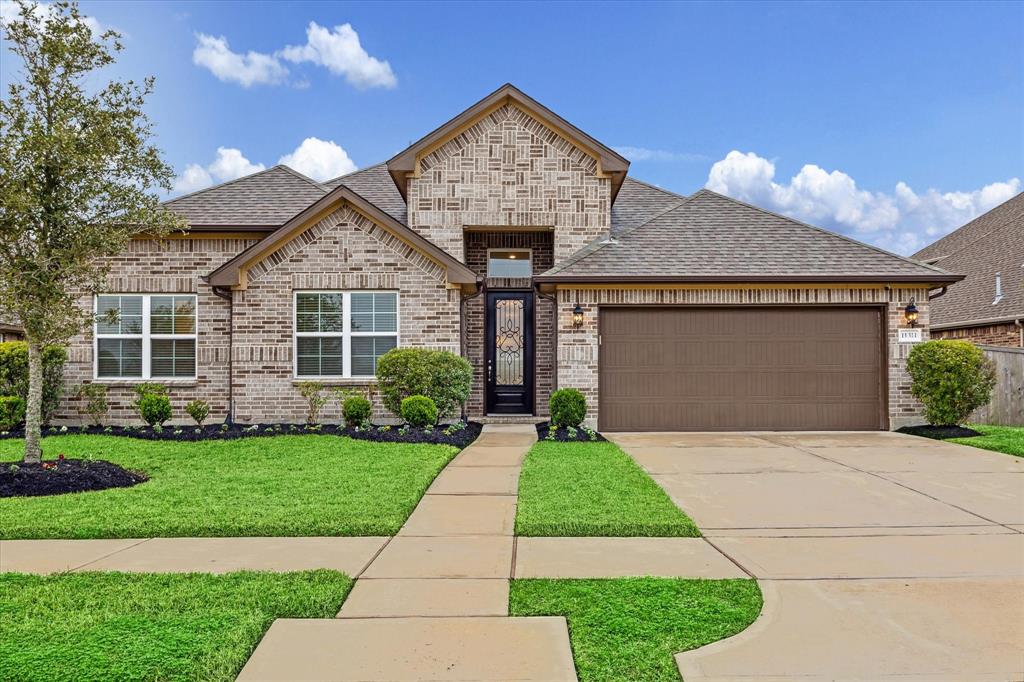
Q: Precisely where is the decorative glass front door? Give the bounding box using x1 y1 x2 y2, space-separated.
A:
486 292 534 414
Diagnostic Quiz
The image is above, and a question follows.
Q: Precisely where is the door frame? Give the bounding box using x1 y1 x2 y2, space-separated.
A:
485 290 535 414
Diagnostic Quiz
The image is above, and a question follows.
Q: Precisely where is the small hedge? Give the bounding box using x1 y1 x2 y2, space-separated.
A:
185 399 210 426
0 396 27 431
401 395 438 427
0 342 67 425
377 348 472 419
907 340 996 426
550 388 587 428
342 395 372 427
138 393 172 427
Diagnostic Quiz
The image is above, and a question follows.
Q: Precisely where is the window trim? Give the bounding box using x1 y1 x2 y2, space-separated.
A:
292 290 400 380
486 248 533 278
93 293 198 381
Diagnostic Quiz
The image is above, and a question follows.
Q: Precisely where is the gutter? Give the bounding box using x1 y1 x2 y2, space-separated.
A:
930 315 1024 331
533 274 965 284
927 286 948 301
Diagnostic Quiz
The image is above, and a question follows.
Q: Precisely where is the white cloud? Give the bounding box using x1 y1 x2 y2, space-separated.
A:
192 33 288 87
706 150 1021 255
173 147 265 193
614 146 706 163
278 137 357 180
279 22 396 89
1 0 107 36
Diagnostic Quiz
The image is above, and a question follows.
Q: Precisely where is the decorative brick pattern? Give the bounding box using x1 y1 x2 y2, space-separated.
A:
554 286 932 430
933 322 1022 348
407 103 611 264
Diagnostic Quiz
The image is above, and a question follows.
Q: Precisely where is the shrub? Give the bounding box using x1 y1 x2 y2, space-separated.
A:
376 348 472 419
907 340 996 426
0 341 67 424
76 384 108 426
550 388 587 428
0 396 27 431
185 399 210 426
342 395 372 427
401 395 438 427
297 381 327 424
138 393 172 426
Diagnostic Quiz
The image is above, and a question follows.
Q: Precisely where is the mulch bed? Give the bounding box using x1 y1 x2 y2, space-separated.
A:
0 458 147 498
536 421 606 442
0 421 482 449
896 424 983 440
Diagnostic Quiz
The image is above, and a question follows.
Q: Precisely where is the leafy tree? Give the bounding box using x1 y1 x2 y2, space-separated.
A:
0 1 184 462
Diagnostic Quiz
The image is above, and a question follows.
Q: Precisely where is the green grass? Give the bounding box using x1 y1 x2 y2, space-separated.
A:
0 435 457 538
0 570 352 682
950 424 1024 457
510 578 762 682
515 441 700 537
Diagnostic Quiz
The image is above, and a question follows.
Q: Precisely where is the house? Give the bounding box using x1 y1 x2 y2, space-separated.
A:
0 320 24 343
58 84 961 431
912 193 1023 347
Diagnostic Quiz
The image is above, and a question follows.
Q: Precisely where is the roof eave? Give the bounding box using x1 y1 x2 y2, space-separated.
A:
533 273 966 285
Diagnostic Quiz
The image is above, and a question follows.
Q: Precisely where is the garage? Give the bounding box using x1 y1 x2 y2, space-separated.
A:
599 307 885 431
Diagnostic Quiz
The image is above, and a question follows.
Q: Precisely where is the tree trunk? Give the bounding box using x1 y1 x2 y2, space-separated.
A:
23 341 44 464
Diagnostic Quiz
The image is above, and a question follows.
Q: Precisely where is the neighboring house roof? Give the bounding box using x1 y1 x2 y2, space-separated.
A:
205 184 477 289
164 165 328 229
323 163 407 224
911 193 1024 329
536 189 962 284
385 83 631 201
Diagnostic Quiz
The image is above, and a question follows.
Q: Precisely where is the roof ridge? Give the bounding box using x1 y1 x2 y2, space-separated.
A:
164 164 319 206
275 164 330 192
323 161 386 186
694 188 955 277
621 175 689 200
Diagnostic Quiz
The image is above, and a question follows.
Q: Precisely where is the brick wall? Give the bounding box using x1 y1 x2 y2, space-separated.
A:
554 285 932 430
463 231 555 416
406 103 611 265
933 322 1022 348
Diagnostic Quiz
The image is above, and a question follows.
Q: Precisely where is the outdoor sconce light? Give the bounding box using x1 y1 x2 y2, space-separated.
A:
572 304 584 330
904 298 919 327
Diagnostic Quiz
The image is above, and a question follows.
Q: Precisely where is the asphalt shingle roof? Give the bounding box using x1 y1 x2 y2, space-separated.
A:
539 189 958 282
911 193 1023 327
323 163 407 224
610 177 687 236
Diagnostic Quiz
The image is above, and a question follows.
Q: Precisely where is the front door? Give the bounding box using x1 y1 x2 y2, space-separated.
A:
486 292 534 414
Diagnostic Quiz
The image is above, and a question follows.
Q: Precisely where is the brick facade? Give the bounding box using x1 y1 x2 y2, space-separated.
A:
932 322 1022 348
554 285 931 430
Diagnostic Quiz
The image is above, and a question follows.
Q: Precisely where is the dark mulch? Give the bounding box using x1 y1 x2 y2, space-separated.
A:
536 421 606 442
896 424 984 440
0 458 147 498
0 421 482 449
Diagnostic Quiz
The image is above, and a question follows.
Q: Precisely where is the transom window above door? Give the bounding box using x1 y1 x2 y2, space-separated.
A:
294 291 398 379
487 250 532 278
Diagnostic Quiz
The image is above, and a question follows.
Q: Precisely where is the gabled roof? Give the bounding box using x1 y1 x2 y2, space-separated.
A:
164 165 328 228
205 184 477 289
536 189 962 284
324 163 407 224
911 193 1023 329
386 83 630 201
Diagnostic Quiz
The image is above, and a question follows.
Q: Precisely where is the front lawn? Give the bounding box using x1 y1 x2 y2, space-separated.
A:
0 570 352 682
950 424 1024 457
0 435 456 538
515 441 700 537
510 578 762 682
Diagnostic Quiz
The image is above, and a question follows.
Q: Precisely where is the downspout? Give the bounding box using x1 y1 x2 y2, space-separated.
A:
1015 319 1023 348
211 285 234 424
927 286 948 301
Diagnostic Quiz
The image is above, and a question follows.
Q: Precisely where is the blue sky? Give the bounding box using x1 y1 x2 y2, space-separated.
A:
2 0 1022 254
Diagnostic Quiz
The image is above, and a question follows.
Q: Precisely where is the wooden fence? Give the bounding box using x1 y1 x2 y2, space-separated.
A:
972 345 1024 426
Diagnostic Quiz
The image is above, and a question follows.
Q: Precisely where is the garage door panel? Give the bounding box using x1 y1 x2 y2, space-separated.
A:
599 307 883 431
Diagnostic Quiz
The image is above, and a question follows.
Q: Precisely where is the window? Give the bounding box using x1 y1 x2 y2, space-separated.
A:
487 249 532 278
294 292 398 378
95 294 197 379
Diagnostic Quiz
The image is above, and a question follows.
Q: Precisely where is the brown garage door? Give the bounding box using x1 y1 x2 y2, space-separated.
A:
599 307 884 431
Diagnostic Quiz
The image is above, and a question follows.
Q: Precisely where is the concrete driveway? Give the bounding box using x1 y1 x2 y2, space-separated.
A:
608 431 1024 682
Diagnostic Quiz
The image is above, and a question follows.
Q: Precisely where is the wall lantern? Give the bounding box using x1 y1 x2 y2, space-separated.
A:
572 304 584 330
904 298 919 327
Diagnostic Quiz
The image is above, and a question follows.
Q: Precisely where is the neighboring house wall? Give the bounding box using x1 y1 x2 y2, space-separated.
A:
231 206 461 424
554 285 931 430
60 237 256 423
932 322 1022 348
406 103 611 264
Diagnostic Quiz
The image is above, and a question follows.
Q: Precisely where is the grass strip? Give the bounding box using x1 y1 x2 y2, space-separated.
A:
950 424 1024 458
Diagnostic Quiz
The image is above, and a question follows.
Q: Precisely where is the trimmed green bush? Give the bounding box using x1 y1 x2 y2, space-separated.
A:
907 340 996 426
342 395 372 427
76 384 108 426
550 388 587 428
401 395 438 427
185 399 210 426
0 395 27 431
0 341 67 425
376 348 472 419
138 393 172 427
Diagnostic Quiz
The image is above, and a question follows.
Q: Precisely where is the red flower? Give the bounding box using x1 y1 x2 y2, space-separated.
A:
58 454 65 461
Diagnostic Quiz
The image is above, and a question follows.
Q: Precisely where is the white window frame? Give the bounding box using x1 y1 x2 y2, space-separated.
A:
486 248 533 278
93 293 198 381
293 291 400 380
